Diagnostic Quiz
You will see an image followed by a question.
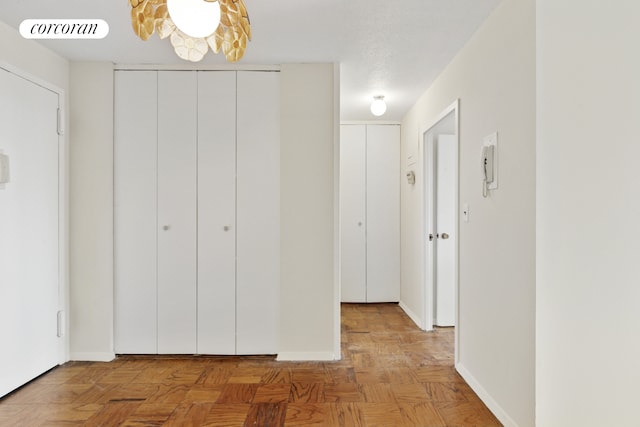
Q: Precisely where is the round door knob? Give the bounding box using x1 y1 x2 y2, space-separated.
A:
223 225 230 232
441 232 450 240
358 222 363 227
163 225 170 231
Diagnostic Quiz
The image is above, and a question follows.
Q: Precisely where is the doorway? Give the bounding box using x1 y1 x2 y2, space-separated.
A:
422 101 459 339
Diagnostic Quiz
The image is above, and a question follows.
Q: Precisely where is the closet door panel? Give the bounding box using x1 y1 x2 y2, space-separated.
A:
157 71 198 354
114 71 158 353
339 125 367 302
366 125 400 302
197 71 237 354
236 71 280 354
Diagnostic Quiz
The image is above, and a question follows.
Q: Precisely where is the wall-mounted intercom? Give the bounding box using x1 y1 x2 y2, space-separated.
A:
481 133 498 197
0 152 9 186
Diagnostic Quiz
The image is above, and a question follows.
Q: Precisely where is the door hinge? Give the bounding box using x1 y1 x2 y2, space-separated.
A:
57 108 65 136
57 310 65 337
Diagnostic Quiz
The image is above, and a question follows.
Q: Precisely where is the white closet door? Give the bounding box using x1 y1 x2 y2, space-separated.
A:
157 71 198 353
236 71 280 354
366 125 400 302
197 71 237 354
0 68 61 397
340 125 367 302
114 71 158 353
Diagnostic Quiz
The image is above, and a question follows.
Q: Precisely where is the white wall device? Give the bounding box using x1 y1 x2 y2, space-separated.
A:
481 132 498 197
406 170 416 185
0 152 10 185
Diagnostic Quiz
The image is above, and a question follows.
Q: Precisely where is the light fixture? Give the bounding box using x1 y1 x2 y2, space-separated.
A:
370 95 387 116
129 0 252 63
167 0 220 38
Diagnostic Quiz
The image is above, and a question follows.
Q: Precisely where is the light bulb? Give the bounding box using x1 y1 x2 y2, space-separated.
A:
370 96 387 116
167 0 221 38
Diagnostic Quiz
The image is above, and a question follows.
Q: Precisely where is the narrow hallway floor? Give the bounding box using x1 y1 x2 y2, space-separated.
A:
0 303 501 426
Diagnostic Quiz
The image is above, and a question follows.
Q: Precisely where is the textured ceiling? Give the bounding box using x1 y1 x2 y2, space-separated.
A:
0 0 501 121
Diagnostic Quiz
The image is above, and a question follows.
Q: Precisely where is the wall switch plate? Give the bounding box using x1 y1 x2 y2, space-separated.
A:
0 152 9 185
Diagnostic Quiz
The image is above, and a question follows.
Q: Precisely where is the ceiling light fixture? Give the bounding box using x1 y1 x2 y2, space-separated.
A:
370 95 387 116
167 0 220 38
129 0 251 63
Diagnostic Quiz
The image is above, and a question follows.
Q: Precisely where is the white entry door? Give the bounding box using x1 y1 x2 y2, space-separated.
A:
423 104 458 332
0 67 62 397
435 134 456 326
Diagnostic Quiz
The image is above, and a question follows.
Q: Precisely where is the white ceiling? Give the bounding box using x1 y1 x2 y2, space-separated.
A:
0 0 501 121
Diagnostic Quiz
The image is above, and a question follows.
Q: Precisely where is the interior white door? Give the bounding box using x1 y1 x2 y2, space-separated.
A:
340 125 367 302
157 71 198 353
197 71 237 354
435 134 456 326
366 125 400 302
236 71 280 354
114 71 158 353
0 67 61 397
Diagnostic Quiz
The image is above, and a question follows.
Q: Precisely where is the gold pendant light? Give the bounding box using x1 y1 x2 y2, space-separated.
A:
129 0 251 63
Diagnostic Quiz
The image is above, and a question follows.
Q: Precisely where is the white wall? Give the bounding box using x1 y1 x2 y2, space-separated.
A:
0 21 68 92
400 0 535 426
279 63 339 360
68 62 115 361
536 2 640 426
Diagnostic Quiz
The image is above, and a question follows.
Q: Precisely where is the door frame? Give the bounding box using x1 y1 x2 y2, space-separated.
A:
420 99 459 359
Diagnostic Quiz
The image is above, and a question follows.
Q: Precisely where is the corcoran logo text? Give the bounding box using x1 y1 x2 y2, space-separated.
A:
19 19 109 39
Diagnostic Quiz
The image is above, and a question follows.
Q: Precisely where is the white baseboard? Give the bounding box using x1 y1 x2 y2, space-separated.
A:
276 352 337 362
69 352 116 362
399 301 424 330
455 362 520 427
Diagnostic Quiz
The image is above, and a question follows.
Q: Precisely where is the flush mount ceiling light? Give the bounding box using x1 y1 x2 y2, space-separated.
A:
370 95 387 116
129 0 251 63
167 0 220 38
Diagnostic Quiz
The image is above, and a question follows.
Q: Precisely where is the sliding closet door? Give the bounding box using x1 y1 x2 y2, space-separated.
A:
114 71 158 353
236 71 280 354
197 71 237 354
157 71 198 353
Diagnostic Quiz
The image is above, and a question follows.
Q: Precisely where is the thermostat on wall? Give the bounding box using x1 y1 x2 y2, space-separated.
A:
0 152 9 185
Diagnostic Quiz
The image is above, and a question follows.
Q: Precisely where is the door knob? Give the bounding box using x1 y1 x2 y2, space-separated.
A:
163 225 170 231
223 225 230 232
429 233 434 241
441 232 450 240
358 222 363 227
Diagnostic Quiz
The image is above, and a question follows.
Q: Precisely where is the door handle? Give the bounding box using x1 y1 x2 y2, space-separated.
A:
441 232 450 240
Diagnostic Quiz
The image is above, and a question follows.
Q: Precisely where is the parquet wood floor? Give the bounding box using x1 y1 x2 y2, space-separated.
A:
0 303 502 426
